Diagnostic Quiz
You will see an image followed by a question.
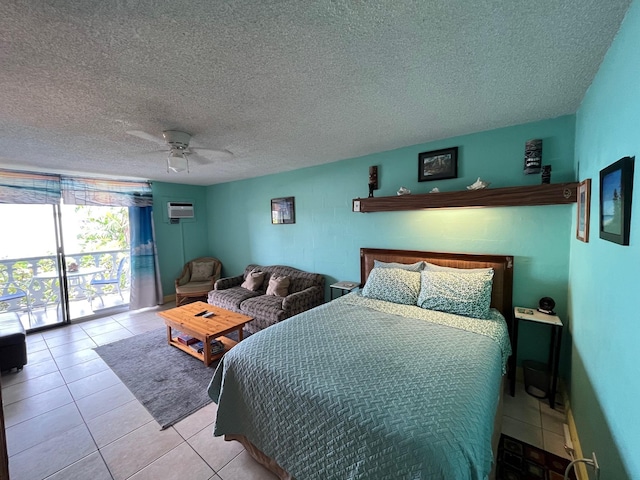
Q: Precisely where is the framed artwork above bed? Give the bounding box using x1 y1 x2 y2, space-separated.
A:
418 147 458 182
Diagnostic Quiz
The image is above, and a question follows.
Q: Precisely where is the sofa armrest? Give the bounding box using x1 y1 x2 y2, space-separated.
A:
282 286 325 316
214 274 244 290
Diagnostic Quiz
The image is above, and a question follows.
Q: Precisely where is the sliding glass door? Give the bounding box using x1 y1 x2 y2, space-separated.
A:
60 204 130 321
1 170 155 331
0 203 66 330
0 203 131 331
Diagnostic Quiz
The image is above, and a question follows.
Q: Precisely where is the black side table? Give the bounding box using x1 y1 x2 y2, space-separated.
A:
513 307 563 409
329 281 359 300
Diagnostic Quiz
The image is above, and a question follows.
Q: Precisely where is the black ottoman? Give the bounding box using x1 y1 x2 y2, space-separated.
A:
0 313 27 372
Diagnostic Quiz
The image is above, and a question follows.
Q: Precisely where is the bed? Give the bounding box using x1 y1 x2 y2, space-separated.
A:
207 248 514 479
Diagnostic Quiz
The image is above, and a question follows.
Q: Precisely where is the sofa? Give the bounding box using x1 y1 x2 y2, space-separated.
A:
207 264 325 334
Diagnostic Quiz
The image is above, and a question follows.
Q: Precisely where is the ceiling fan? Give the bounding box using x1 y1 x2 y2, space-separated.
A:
127 130 233 173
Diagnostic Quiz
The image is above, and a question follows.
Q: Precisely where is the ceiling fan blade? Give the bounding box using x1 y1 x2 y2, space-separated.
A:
187 152 212 165
191 147 234 160
126 130 166 146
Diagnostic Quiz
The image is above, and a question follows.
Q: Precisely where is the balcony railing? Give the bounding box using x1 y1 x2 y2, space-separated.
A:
0 250 130 326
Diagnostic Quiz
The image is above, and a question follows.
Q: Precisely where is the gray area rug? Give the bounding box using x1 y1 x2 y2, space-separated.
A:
94 328 219 430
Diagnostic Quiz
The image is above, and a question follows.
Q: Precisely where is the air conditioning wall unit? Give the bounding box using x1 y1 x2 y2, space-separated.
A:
168 202 195 219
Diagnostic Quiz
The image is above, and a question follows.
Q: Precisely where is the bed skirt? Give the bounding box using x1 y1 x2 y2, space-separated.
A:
225 433 292 480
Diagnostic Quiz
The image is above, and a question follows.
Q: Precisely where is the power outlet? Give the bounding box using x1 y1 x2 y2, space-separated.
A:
353 200 361 212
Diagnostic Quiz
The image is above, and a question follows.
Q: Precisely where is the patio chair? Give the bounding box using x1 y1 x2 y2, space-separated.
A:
0 283 31 321
90 257 128 307
175 257 222 306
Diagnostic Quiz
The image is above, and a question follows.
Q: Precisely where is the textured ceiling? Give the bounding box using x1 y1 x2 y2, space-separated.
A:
0 0 631 186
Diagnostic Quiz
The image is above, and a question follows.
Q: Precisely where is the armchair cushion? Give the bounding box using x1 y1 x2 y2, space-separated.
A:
176 281 214 295
190 261 216 282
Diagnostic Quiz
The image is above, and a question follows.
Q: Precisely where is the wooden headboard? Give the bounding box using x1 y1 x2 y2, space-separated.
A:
360 248 514 318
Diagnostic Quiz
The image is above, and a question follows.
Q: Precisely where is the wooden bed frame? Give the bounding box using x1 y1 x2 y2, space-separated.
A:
226 248 516 480
361 247 516 392
360 248 514 318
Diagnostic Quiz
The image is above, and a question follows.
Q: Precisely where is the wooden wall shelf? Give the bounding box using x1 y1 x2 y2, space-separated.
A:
352 182 578 213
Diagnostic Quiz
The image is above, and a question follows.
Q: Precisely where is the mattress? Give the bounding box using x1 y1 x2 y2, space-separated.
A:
208 293 511 479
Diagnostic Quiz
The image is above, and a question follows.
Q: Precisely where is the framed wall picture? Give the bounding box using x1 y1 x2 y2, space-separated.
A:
271 197 295 224
599 156 634 245
576 179 591 242
418 147 458 182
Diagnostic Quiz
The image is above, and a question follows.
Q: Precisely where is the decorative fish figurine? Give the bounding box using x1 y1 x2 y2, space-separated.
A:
467 177 490 190
397 186 411 195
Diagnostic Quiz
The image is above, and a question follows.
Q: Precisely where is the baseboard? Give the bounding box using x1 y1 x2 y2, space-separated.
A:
163 294 176 304
563 388 589 480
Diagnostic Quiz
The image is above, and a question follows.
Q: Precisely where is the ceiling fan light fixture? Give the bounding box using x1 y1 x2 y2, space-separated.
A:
167 149 189 173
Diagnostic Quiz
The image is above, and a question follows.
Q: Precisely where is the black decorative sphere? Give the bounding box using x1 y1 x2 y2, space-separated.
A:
538 297 556 314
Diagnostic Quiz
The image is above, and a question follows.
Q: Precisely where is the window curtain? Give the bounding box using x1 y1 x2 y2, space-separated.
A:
60 177 153 207
0 169 61 204
128 206 163 309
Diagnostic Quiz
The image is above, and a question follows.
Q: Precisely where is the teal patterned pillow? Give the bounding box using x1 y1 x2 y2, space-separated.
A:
417 269 494 319
373 260 425 272
362 267 421 305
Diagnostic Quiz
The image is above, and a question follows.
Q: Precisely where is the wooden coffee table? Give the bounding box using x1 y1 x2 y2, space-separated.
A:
158 301 253 366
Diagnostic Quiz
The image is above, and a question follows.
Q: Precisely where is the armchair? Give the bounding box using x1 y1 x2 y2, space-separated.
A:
175 257 222 306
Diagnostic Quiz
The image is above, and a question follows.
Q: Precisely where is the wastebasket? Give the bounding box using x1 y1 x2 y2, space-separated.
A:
522 360 550 399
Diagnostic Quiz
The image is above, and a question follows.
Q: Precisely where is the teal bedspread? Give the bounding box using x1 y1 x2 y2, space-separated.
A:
208 293 511 480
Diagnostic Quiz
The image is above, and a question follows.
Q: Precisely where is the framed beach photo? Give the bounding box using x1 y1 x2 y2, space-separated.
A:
418 147 458 182
599 156 634 245
576 179 591 242
271 197 295 224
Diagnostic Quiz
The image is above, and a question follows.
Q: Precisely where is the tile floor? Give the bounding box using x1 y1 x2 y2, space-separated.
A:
2 304 569 479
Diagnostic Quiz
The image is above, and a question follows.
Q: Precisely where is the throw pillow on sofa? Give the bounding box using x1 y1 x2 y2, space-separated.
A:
241 269 265 291
266 274 290 297
190 261 215 282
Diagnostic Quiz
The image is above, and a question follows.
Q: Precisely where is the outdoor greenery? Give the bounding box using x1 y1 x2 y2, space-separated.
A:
76 206 129 252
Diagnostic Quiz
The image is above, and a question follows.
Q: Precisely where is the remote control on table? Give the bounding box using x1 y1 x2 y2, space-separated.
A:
202 311 215 318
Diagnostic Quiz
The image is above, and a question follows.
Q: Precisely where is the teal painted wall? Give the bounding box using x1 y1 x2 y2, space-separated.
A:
206 116 576 370
570 1 639 478
152 182 211 297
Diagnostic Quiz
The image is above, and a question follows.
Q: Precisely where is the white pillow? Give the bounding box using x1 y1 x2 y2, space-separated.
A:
424 262 493 275
373 260 425 272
